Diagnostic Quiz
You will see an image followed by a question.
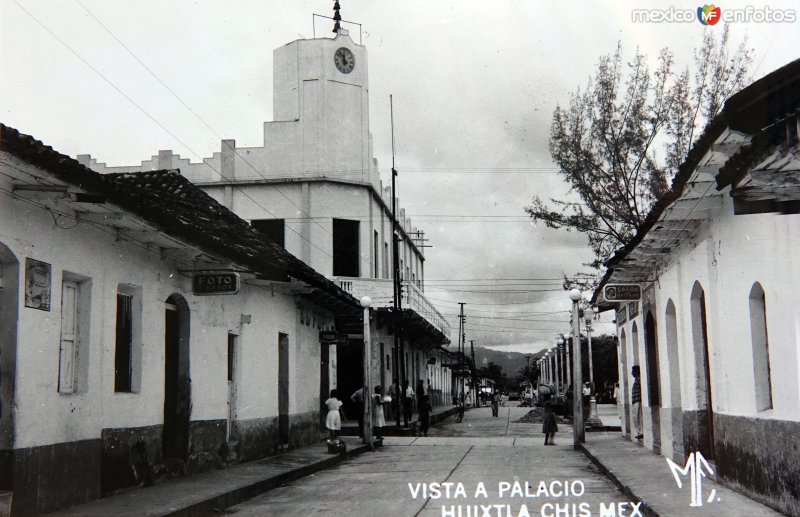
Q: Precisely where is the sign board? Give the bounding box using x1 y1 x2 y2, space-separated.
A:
319 331 338 342
604 284 642 302
192 272 240 295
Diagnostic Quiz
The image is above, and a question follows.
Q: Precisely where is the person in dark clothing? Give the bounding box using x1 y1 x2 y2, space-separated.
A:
402 380 414 428
631 365 643 439
350 386 365 438
491 392 499 417
542 396 558 445
388 378 400 425
418 394 432 436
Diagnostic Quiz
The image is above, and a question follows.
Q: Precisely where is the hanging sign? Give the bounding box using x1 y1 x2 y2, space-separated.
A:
604 284 642 302
192 272 240 295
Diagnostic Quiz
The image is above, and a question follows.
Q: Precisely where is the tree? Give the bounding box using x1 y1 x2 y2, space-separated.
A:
526 27 752 271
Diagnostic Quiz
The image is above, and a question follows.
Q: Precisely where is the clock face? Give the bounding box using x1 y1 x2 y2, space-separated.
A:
334 47 355 74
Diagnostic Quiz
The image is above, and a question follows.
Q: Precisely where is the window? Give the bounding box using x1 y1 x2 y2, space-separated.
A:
59 280 78 393
383 242 389 279
374 230 379 278
251 219 285 248
58 273 91 394
115 284 142 393
332 219 359 277
749 283 773 411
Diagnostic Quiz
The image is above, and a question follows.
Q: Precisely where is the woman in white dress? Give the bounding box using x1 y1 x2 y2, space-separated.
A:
325 390 343 439
373 385 386 438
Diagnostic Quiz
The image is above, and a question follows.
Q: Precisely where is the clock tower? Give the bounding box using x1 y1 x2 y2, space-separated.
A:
267 29 372 179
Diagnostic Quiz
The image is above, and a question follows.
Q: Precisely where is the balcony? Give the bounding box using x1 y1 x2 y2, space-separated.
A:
329 277 450 341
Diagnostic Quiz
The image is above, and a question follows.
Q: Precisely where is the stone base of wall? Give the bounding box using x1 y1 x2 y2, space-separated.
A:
714 414 800 516
7 414 323 516
665 406 684 462
187 420 226 474
682 408 714 460
233 411 322 462
101 424 163 495
7 439 101 517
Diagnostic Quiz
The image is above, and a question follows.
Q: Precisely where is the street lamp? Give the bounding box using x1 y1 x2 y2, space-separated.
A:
544 351 551 384
361 296 374 449
584 306 603 428
558 335 570 390
569 288 585 446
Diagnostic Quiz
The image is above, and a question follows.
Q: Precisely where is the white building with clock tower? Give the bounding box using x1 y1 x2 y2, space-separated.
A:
82 25 453 436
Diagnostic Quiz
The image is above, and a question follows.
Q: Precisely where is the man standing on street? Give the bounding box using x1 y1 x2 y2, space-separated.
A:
388 378 400 426
631 365 643 440
350 386 365 438
402 380 414 428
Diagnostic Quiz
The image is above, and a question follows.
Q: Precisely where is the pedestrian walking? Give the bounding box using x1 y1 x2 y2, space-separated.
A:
491 392 499 417
631 365 643 439
418 394 432 436
542 396 558 445
350 386 365 438
324 390 343 439
372 385 385 438
402 380 414 428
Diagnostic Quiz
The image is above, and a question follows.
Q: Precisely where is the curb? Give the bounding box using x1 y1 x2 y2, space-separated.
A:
577 443 660 517
163 441 374 517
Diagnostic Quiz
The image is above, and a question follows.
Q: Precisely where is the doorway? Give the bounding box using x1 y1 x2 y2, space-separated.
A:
690 282 715 460
278 333 290 445
619 329 631 437
0 243 19 490
645 311 662 452
227 333 238 441
163 295 190 461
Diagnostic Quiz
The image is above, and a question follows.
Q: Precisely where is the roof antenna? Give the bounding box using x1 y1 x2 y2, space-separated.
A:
332 1 341 33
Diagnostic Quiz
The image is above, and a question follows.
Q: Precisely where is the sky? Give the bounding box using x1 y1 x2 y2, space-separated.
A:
2 0 798 354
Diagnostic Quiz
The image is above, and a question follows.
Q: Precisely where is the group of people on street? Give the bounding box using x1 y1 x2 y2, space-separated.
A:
323 378 434 440
325 365 644 446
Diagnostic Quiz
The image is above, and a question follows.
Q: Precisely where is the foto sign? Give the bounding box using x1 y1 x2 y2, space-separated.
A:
193 272 240 296
604 284 642 302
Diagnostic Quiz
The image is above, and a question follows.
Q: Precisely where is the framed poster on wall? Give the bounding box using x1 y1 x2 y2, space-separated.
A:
24 257 51 311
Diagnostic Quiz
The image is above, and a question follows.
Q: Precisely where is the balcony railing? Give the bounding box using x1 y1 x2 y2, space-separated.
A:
329 276 450 339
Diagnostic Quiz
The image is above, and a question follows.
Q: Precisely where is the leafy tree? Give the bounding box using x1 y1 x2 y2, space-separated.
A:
527 27 752 270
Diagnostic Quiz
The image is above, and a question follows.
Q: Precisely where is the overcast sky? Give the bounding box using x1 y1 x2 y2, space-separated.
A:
2 0 798 353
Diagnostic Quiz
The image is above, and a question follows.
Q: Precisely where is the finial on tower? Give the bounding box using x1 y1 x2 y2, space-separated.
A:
333 1 341 32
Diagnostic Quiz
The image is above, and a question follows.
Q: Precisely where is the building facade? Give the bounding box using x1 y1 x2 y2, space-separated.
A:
81 29 453 416
0 124 362 515
595 60 800 515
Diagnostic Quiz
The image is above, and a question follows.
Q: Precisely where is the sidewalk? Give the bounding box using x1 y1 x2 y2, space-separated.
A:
45 436 375 517
580 433 785 516
340 402 459 436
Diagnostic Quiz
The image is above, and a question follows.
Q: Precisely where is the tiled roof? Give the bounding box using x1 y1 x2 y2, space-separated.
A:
1 123 359 310
593 58 800 305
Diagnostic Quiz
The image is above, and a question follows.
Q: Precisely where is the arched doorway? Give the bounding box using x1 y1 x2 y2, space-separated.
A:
665 299 684 459
619 329 631 436
163 295 191 462
0 242 19 490
690 282 714 460
645 311 662 452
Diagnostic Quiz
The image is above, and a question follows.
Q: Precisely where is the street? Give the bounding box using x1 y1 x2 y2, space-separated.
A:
223 406 632 517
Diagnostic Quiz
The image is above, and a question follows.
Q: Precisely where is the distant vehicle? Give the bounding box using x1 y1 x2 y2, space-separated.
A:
508 391 520 401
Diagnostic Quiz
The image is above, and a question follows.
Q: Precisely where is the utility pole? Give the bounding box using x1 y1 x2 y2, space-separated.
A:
457 302 466 405
390 95 403 428
470 340 477 406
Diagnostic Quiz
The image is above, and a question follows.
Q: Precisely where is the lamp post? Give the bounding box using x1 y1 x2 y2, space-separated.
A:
585 307 603 427
361 296 374 449
544 351 551 384
551 347 558 393
561 334 571 389
570 288 585 446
